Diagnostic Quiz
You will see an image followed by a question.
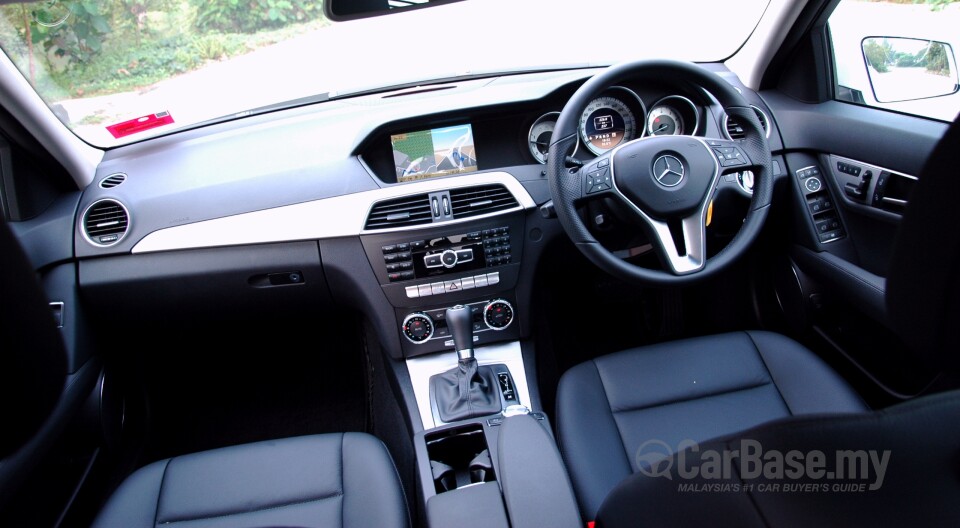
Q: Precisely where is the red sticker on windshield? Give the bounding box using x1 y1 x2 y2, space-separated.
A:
106 111 174 139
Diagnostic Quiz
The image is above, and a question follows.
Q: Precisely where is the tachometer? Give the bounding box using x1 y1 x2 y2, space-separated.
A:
579 88 644 155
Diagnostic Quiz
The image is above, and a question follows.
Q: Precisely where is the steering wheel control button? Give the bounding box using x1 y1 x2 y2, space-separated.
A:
713 146 747 167
484 299 514 330
805 177 823 193
586 168 613 194
402 313 434 344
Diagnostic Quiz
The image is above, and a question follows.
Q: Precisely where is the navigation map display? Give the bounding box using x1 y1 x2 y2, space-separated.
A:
392 124 478 182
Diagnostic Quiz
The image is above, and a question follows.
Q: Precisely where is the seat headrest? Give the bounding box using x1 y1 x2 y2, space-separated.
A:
886 115 960 370
0 217 67 457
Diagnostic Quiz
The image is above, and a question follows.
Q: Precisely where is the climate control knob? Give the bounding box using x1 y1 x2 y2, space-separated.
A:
402 313 434 344
484 299 515 331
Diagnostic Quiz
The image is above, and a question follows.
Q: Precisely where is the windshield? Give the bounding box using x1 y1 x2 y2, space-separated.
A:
0 0 770 147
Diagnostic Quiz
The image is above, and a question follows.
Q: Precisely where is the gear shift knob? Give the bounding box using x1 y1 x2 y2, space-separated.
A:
445 305 474 360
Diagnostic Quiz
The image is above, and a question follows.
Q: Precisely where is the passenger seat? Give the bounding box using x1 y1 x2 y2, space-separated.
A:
92 433 409 528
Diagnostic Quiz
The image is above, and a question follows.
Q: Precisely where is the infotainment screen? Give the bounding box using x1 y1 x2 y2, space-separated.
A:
391 124 477 182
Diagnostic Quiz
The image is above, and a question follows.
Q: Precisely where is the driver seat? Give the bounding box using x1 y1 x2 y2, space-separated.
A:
555 331 865 519
556 115 960 522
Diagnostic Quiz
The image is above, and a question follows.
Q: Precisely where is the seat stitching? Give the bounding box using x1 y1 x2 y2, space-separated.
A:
156 492 345 525
592 360 635 470
729 440 774 528
745 331 792 416
153 458 172 528
610 379 775 414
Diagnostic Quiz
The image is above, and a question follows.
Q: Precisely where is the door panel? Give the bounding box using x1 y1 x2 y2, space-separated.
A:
760 92 949 401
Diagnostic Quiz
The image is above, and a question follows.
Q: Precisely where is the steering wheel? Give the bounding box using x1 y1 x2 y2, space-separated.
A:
547 60 772 286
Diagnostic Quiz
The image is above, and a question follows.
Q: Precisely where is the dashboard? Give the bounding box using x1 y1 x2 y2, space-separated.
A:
62 63 781 362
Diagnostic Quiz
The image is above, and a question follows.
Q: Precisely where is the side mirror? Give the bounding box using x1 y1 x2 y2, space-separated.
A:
861 37 959 103
324 0 465 22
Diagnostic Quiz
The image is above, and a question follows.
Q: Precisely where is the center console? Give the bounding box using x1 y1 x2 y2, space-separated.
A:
361 207 580 527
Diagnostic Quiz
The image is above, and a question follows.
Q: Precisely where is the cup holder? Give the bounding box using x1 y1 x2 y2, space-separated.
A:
425 424 495 494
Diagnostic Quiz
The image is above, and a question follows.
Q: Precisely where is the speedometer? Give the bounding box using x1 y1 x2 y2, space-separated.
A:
579 89 644 155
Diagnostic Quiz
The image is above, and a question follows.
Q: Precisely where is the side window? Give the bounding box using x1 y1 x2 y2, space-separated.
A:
829 0 960 122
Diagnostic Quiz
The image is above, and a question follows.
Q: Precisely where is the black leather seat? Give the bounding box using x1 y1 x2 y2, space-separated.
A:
92 433 409 528
556 330 865 519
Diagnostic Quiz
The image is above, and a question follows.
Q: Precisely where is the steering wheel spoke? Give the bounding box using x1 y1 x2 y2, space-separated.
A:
642 210 709 275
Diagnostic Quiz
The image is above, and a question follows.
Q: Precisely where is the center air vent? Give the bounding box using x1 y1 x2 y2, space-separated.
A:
365 193 433 229
724 105 770 140
450 184 519 219
82 199 129 246
99 173 127 189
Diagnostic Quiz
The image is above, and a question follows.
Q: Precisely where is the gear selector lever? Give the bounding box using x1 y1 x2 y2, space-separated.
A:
429 305 502 422
446 304 475 360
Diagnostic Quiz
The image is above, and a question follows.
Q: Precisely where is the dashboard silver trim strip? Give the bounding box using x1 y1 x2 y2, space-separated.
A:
131 171 536 253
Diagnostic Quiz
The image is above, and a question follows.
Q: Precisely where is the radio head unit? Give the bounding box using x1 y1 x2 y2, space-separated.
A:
380 226 512 283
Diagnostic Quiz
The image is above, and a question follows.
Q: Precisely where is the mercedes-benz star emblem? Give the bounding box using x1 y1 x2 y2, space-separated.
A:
653 155 685 187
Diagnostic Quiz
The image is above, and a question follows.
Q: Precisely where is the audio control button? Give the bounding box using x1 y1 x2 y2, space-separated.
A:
441 250 458 268
456 249 474 263
424 254 443 268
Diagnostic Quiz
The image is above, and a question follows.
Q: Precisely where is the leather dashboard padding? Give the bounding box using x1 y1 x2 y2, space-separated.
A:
497 415 582 528
0 217 67 458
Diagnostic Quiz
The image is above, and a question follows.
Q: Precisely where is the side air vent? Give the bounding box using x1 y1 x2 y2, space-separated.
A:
365 193 433 229
99 173 127 189
82 199 129 246
724 105 771 140
450 184 519 219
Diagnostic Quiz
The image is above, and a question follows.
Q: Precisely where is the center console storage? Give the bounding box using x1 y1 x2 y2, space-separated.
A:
415 414 580 528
